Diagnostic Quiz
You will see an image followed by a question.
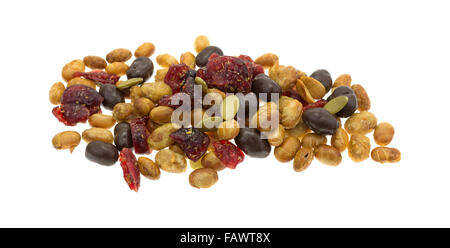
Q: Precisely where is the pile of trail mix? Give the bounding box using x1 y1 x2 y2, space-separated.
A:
50 35 401 191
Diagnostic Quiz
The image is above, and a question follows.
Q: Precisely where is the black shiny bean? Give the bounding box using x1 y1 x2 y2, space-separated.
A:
234 128 271 158
310 69 332 93
251 74 282 102
195 46 223 67
99 84 124 110
85 141 119 166
113 122 133 151
326 86 357 117
302 108 339 135
127 57 154 82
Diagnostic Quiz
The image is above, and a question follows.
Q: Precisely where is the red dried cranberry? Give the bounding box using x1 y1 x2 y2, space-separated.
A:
199 55 252 93
303 99 327 111
282 90 308 106
169 128 210 162
130 117 150 154
212 140 245 169
73 71 120 85
239 54 264 80
119 148 140 192
53 85 103 126
164 64 190 93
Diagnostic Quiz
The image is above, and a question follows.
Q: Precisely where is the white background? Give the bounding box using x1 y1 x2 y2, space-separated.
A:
0 0 449 228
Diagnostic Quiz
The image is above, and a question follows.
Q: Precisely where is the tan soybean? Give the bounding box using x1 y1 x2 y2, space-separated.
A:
268 124 285 147
134 97 155 116
351 84 371 111
269 61 297 91
216 120 240 140
331 128 349 152
348 134 371 162
371 147 401 163
293 147 314 172
301 133 327 149
315 144 342 166
137 157 160 180
344 111 377 135
201 152 226 171
148 123 179 150
180 52 196 69
156 54 179 67
150 106 174 124
155 68 169 82
52 131 81 153
112 103 135 121
274 136 301 162
106 48 132 63
194 35 210 53
83 56 107 69
155 149 187 173
279 96 303 129
88 114 116 129
82 128 113 143
106 62 129 76
333 74 352 88
374 122 395 146
189 168 218 189
300 76 326 99
67 77 96 89
49 82 65 105
135 42 155 57
141 82 172 102
61 59 85 82
254 53 279 68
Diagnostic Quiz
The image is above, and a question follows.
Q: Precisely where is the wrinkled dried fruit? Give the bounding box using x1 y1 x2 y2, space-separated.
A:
239 54 264 80
119 148 140 192
198 55 252 93
130 117 150 154
212 140 245 169
371 147 401 163
73 71 120 85
52 131 81 152
302 99 327 111
189 168 218 189
170 128 210 162
164 63 190 93
374 122 395 146
53 84 103 126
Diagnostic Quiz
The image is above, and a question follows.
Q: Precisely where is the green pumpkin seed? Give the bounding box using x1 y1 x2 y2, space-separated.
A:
324 96 349 114
116 78 143 90
220 95 240 121
194 77 208 93
194 116 223 131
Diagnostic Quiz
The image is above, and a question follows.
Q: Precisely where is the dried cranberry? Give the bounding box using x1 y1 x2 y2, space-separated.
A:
303 99 327 111
53 85 103 126
239 54 264 80
199 55 252 93
212 140 245 169
169 128 210 162
164 64 190 93
119 148 140 192
130 117 150 154
73 71 120 85
282 90 308 106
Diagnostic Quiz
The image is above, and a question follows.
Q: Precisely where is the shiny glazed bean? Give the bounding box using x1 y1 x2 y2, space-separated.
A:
88 114 116 129
195 46 223 67
82 128 113 143
251 74 282 102
85 141 119 166
99 84 124 110
127 57 154 82
234 128 271 158
326 86 358 117
310 69 332 93
302 108 339 135
114 122 133 151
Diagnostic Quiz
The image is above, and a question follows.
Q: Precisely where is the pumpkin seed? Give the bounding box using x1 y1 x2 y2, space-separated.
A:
194 77 208 93
300 76 326 99
189 159 203 170
220 95 240 121
324 96 348 114
194 116 223 131
116 78 143 90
